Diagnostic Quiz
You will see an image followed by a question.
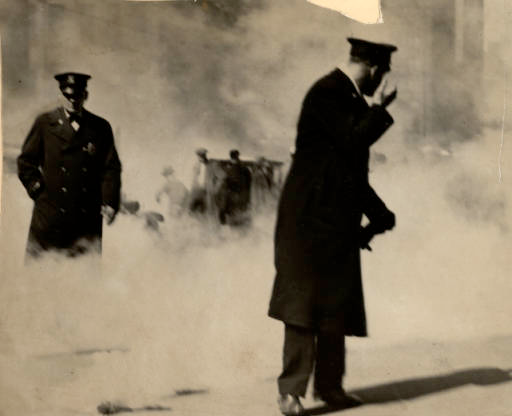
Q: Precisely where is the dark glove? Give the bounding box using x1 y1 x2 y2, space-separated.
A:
360 209 395 251
372 210 396 234
28 180 44 200
359 225 374 251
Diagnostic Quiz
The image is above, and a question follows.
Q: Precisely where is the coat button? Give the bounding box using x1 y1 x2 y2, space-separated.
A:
60 208 67 213
61 187 67 193
61 166 67 173
82 167 88 173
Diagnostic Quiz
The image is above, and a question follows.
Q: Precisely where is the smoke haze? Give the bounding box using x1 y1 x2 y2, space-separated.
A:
1 0 511 414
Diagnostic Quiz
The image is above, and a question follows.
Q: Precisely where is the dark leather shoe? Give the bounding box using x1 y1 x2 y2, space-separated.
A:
278 394 305 415
314 389 363 408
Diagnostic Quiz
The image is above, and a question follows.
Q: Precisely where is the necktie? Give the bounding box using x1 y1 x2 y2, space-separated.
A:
68 112 81 131
69 112 81 123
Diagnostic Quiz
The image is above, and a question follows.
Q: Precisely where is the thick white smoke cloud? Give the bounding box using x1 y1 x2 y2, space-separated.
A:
1 0 512 413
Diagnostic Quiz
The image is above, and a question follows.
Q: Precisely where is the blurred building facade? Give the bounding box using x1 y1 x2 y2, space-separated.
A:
0 0 504 150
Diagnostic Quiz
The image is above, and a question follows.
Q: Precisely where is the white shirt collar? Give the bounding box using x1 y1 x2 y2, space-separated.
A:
63 107 83 118
62 107 82 131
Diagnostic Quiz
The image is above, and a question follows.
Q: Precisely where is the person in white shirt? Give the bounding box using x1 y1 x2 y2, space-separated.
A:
155 166 188 217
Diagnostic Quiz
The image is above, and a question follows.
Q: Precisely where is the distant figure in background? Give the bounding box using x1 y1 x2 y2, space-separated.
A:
268 38 398 415
155 165 188 217
119 194 141 215
188 148 209 214
252 157 274 208
17 72 121 260
218 149 252 225
119 194 164 233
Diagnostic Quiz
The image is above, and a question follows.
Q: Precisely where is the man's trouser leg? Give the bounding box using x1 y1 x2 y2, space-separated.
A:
278 324 315 397
314 329 346 394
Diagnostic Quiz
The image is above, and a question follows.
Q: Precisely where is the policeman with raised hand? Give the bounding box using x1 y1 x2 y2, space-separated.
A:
18 72 121 259
268 38 398 415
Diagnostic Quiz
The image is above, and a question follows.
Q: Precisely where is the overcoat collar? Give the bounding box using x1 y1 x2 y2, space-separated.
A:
48 107 94 151
336 67 362 96
47 107 75 143
332 68 369 108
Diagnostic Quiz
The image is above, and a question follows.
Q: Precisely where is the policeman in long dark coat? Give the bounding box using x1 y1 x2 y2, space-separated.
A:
17 72 121 259
268 39 398 415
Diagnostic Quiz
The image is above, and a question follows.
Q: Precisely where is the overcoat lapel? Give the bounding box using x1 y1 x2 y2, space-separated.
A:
66 110 97 153
47 107 76 147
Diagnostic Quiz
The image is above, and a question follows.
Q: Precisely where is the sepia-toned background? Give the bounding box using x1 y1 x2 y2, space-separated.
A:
1 1 511 415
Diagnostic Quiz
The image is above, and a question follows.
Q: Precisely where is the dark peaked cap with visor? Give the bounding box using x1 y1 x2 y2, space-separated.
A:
54 72 91 95
348 38 397 68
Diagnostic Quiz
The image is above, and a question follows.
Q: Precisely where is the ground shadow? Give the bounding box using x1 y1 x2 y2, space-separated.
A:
36 347 130 359
97 402 171 415
304 367 512 415
96 388 209 414
162 388 210 399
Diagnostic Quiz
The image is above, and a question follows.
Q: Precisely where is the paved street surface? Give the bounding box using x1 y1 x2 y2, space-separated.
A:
2 156 512 416
1 334 512 416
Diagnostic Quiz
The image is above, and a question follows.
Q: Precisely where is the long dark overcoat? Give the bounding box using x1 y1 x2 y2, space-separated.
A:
268 69 394 335
17 107 121 256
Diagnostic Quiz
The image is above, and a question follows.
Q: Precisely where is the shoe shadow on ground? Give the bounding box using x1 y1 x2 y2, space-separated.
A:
304 367 512 415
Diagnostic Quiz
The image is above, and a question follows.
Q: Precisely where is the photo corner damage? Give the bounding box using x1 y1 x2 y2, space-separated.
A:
307 0 383 24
